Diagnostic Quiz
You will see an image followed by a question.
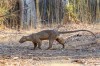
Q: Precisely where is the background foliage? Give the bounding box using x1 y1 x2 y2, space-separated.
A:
0 0 99 29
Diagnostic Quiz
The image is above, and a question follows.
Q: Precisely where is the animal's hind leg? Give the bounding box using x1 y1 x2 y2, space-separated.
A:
46 39 54 50
56 37 65 48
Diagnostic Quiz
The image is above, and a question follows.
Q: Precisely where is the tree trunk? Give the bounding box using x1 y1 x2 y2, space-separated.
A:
19 0 37 29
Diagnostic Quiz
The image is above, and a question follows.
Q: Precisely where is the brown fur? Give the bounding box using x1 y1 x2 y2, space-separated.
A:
19 29 96 50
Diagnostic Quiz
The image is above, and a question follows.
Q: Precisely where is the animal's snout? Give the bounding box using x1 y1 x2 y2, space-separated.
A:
19 40 24 43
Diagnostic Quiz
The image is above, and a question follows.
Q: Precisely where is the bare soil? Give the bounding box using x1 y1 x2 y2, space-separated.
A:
0 23 100 66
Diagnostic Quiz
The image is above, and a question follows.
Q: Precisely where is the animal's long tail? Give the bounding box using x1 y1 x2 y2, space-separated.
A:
59 30 96 38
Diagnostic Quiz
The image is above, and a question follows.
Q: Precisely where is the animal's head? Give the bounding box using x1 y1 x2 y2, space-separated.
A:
19 36 29 43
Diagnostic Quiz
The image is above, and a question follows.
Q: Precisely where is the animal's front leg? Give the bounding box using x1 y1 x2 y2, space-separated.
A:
32 41 37 50
34 43 37 50
36 39 42 49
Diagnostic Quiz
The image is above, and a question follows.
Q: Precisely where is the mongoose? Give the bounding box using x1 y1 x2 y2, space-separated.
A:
19 29 96 50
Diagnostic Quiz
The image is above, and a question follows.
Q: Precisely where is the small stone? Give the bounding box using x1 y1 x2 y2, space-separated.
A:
13 57 19 60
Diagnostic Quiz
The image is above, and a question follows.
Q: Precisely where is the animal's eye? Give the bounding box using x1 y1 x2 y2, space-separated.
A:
23 38 25 40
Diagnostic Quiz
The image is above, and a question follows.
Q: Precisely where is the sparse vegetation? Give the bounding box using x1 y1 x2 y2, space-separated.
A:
0 0 18 29
0 0 100 66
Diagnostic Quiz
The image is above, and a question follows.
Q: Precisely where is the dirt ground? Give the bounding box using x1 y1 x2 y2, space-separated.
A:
0 23 100 66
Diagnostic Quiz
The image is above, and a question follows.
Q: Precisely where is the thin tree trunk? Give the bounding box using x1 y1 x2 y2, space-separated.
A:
19 0 37 29
19 0 24 29
30 0 37 29
36 0 40 25
96 0 100 22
